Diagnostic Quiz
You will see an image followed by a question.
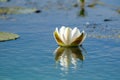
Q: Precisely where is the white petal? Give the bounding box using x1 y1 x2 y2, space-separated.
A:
71 27 81 43
79 30 87 45
59 26 65 35
59 26 66 44
55 27 61 37
71 27 77 37
64 27 72 45
56 27 59 34
68 28 72 44
63 27 69 45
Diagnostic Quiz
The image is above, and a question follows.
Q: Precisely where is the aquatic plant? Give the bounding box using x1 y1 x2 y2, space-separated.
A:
53 26 87 47
78 7 86 16
0 32 19 42
78 0 85 8
117 9 120 14
0 7 40 15
0 0 10 2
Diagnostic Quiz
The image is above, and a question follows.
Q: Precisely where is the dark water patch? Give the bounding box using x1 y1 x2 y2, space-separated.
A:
104 19 112 22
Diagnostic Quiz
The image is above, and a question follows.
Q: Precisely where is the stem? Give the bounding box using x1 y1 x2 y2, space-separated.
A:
80 0 85 8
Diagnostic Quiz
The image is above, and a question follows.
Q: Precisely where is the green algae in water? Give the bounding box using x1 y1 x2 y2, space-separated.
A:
0 32 19 42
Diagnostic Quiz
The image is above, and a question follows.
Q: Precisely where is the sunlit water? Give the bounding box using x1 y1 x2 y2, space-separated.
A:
0 0 120 80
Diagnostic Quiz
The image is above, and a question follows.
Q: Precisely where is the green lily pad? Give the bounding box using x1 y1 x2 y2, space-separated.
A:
0 32 19 42
0 7 40 15
0 0 10 2
117 9 120 14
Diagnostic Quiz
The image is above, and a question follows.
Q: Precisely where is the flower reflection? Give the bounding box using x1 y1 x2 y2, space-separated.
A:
54 46 86 71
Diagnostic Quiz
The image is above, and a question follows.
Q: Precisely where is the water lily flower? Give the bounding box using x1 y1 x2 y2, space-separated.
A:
53 26 86 47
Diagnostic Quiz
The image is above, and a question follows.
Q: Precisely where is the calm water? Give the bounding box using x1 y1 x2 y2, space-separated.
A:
0 0 120 80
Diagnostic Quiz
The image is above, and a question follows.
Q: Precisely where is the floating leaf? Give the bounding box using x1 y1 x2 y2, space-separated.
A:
0 7 40 15
0 32 19 42
117 9 120 14
87 0 105 8
87 3 97 8
0 0 10 2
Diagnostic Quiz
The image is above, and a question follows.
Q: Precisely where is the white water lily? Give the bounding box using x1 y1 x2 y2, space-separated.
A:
53 26 87 47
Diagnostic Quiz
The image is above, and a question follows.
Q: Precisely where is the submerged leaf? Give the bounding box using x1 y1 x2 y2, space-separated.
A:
0 32 19 42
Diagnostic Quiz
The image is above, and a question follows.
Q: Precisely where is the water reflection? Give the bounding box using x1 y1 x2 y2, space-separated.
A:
54 46 86 71
77 0 86 17
78 7 86 16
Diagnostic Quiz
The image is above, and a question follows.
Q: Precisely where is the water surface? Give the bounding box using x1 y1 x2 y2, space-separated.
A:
0 0 120 80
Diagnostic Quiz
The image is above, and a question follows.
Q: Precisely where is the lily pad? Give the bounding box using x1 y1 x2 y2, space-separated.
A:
0 7 40 15
0 32 19 42
117 9 120 14
0 0 10 2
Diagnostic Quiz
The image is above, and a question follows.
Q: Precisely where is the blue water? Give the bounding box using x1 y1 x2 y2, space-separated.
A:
0 0 120 80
